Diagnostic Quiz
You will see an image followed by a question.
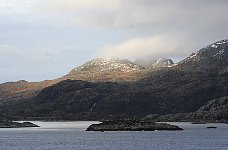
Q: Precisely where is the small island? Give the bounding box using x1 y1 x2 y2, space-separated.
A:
191 122 207 124
0 121 39 128
86 120 183 131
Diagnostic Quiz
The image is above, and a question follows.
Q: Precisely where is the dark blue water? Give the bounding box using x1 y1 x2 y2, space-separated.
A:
0 121 227 150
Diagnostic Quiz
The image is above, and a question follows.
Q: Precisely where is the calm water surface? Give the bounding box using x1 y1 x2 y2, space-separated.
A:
0 121 227 150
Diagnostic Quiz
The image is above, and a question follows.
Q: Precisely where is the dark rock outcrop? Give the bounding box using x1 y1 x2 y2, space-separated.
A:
86 120 183 131
0 121 39 128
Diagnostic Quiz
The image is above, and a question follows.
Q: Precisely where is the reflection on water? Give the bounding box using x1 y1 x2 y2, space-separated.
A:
0 122 227 150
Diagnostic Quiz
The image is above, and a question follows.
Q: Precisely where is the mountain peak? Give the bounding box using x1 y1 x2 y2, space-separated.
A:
178 39 228 70
70 57 145 73
208 39 228 49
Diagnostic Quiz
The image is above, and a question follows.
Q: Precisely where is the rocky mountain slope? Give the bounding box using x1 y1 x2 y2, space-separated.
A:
147 96 228 122
178 39 228 72
70 58 144 72
0 39 228 121
135 58 174 68
64 58 148 82
0 80 57 104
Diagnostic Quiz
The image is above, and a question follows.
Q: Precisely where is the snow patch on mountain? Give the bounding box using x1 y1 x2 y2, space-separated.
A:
134 58 174 68
73 58 144 72
208 40 228 48
178 39 228 65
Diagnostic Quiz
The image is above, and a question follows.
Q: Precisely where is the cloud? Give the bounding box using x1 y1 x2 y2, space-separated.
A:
0 45 26 65
38 0 228 29
37 0 228 59
0 44 55 67
0 0 39 13
96 35 195 60
38 0 121 11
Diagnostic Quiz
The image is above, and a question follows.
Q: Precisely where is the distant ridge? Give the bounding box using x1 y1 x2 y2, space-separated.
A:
69 58 145 73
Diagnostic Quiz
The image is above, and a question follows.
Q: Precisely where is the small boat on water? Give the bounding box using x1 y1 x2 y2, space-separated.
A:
207 126 217 129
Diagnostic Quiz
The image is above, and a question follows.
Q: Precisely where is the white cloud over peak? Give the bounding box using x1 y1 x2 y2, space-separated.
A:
96 36 194 60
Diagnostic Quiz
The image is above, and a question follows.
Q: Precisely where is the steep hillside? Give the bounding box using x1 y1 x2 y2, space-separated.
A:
0 80 57 104
178 39 228 72
148 96 228 122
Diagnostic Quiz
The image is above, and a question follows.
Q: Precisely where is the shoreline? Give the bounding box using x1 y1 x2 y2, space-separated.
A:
0 121 39 128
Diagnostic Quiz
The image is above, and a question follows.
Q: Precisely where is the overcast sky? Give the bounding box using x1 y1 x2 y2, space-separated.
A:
0 0 228 83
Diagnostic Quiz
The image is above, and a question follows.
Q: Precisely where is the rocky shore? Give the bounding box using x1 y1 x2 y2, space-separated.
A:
86 120 183 131
0 121 39 128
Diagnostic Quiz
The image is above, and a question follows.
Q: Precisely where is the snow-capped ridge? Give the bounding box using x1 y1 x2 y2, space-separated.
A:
178 39 228 65
72 57 144 73
207 40 228 49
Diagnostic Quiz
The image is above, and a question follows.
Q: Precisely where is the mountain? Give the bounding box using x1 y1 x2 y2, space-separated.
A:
0 58 147 104
0 39 228 121
135 58 174 68
64 58 148 82
70 58 144 72
178 39 228 72
0 57 173 104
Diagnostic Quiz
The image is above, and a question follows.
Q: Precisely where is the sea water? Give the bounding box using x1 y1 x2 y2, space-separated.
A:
0 121 227 150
